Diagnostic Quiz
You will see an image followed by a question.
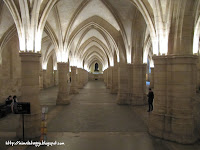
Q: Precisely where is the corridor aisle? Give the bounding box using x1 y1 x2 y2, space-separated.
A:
0 81 171 150
33 81 169 150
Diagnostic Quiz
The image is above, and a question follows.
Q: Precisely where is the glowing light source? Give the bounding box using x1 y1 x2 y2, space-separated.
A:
57 50 68 63
193 37 199 54
152 38 159 55
54 66 57 70
150 60 154 68
193 18 200 54
35 32 42 52
117 54 120 62
70 57 78 67
109 58 114 67
126 50 131 64
143 50 148 64
42 62 47 70
19 35 26 51
159 36 168 55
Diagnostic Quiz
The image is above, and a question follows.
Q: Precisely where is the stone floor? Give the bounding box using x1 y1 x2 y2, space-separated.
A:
0 81 200 150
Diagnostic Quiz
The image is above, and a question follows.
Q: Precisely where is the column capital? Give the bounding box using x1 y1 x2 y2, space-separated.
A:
19 52 41 62
57 62 69 65
153 55 198 65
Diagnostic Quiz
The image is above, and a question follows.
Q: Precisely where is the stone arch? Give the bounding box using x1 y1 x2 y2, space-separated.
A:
168 0 197 55
76 37 110 66
0 25 17 64
0 33 21 101
67 16 126 63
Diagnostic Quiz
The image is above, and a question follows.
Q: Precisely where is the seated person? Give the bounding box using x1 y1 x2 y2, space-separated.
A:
5 95 13 106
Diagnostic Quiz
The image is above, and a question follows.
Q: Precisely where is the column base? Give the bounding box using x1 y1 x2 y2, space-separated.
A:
16 113 41 139
111 88 118 94
131 94 147 105
56 92 70 105
149 112 198 144
117 93 131 105
70 87 79 94
78 86 83 89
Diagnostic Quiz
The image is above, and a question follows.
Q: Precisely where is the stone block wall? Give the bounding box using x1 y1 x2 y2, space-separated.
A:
149 55 198 144
0 35 21 103
89 73 103 81
193 94 200 140
42 56 54 89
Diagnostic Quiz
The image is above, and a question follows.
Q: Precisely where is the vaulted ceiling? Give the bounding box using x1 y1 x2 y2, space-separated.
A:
42 0 149 71
0 0 200 71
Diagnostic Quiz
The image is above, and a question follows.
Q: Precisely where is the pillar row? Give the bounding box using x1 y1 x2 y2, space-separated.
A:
103 69 108 86
56 62 70 105
150 67 154 88
85 70 88 84
148 55 198 144
54 70 58 86
127 64 133 102
107 67 113 89
83 69 88 85
77 68 83 89
117 63 130 105
81 69 84 86
42 70 47 88
70 66 79 94
131 64 147 105
17 52 41 139
111 63 118 94
77 68 88 89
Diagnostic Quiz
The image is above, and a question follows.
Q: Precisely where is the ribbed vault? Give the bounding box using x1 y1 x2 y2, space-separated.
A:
0 0 199 73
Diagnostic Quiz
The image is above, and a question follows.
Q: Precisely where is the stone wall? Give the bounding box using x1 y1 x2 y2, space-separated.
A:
43 56 54 88
193 94 200 140
0 35 21 103
54 70 58 86
88 73 103 81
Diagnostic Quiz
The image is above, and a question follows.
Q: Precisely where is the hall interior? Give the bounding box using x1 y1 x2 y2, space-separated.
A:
0 0 200 149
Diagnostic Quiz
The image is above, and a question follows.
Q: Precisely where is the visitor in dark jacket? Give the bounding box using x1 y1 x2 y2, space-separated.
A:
147 88 154 112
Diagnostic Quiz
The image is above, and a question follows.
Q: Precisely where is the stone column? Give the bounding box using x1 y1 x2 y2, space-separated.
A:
103 71 105 82
104 69 107 86
149 55 198 144
81 69 84 87
150 67 154 88
82 70 85 85
197 68 200 91
106 68 109 88
54 70 58 86
76 71 79 86
132 64 147 105
106 69 108 86
107 67 113 89
83 70 86 85
70 66 79 94
56 62 70 105
42 70 47 89
85 70 88 84
86 71 88 83
111 63 118 94
117 63 130 104
39 70 43 90
127 64 133 102
17 52 41 139
77 68 83 89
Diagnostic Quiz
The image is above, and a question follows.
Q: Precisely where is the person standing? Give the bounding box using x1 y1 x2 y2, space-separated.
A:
11 95 18 113
147 88 154 112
